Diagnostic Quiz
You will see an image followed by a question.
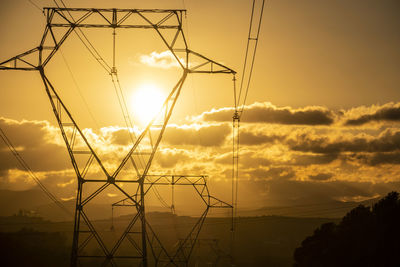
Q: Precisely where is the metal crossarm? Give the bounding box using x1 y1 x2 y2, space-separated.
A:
45 8 184 29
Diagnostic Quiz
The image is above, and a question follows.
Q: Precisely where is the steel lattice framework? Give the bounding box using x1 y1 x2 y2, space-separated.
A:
0 7 235 267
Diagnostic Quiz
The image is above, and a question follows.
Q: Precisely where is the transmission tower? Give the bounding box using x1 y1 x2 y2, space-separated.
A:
0 7 235 266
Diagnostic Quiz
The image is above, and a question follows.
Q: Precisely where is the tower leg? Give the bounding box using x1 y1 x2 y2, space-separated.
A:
71 180 83 266
140 180 148 267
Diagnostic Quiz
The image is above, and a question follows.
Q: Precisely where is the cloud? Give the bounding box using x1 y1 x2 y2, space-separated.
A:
163 124 230 147
291 153 339 166
155 149 190 168
287 129 400 154
239 153 272 168
0 118 69 173
361 152 400 166
245 167 294 180
200 102 334 125
3 100 400 204
57 178 75 188
308 173 333 181
139 51 184 69
108 128 131 146
345 103 400 126
60 196 75 201
102 123 230 148
240 131 284 145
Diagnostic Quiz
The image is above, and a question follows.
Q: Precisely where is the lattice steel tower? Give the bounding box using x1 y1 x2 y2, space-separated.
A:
0 7 235 266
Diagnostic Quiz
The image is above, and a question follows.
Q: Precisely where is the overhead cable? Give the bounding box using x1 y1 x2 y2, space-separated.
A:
27 0 43 14
59 50 100 129
54 0 166 206
52 0 112 74
0 127 72 217
237 0 266 115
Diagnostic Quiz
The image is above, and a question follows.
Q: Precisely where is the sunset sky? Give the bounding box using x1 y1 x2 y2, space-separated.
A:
1 0 400 213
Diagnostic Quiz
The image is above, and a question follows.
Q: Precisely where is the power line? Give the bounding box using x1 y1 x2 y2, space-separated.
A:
0 127 72 218
53 0 143 168
237 0 256 110
55 0 167 208
27 0 43 14
233 0 266 200
55 0 146 176
2 5 235 265
231 1 266 258
111 73 148 174
52 0 112 74
53 0 152 181
237 0 266 115
59 50 100 129
54 0 149 193
109 27 169 204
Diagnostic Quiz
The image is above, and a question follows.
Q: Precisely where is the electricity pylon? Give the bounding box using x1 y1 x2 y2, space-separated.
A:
0 7 235 266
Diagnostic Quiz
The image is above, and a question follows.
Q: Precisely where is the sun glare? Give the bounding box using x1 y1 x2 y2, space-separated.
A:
131 84 166 125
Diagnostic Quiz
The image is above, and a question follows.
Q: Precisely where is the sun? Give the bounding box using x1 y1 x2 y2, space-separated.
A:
131 83 166 125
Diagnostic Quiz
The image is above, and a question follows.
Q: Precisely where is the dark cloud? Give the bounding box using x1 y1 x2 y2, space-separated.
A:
240 131 284 145
246 167 294 180
202 103 334 125
0 118 69 173
163 124 230 147
287 130 400 154
240 155 271 168
155 150 190 168
345 106 400 126
309 173 333 181
214 153 232 165
362 152 400 166
292 153 338 165
0 118 48 147
107 124 231 148
214 152 272 168
109 129 130 146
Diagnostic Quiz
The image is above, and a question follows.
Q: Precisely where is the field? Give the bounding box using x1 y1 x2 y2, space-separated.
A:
0 212 337 266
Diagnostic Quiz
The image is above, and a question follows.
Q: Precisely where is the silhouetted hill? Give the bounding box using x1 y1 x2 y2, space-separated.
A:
240 197 381 218
294 191 400 266
0 189 50 215
0 189 383 223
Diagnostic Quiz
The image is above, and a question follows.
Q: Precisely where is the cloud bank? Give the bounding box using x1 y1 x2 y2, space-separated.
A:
200 102 335 125
2 101 400 208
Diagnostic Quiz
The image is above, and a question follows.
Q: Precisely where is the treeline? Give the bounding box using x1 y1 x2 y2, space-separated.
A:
294 191 400 267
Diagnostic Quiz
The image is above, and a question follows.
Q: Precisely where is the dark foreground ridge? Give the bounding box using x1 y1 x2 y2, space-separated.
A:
294 191 400 267
0 212 336 267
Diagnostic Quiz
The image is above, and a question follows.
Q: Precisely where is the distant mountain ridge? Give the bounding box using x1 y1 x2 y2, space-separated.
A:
238 197 381 218
0 188 383 221
0 189 51 215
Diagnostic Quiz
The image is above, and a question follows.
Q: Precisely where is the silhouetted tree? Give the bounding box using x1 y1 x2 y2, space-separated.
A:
294 191 400 267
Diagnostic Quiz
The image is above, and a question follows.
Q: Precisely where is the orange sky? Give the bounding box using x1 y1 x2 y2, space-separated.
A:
1 0 400 215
